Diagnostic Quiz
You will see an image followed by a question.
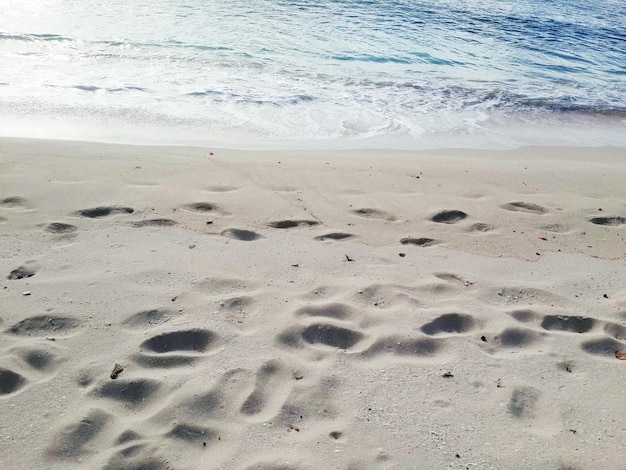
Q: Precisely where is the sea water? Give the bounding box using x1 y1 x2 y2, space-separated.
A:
0 0 625 149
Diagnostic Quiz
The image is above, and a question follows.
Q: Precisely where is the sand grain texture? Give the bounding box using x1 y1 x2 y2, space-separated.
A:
1 139 625 469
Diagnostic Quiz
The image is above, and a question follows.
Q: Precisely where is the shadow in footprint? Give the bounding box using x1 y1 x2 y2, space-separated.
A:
301 323 363 349
495 328 540 347
185 202 218 212
581 337 625 357
315 232 353 241
19 349 57 371
431 210 467 224
269 220 319 229
47 410 110 459
8 315 78 336
0 368 26 395
93 379 159 407
351 208 396 221
166 423 217 444
130 219 177 228
421 313 475 335
541 315 595 333
140 329 217 353
589 216 625 226
76 206 134 218
400 237 437 246
221 228 263 241
132 354 198 369
509 309 540 323
46 223 78 234
500 202 546 214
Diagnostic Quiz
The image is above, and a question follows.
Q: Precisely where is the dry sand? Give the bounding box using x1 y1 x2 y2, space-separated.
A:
0 138 625 470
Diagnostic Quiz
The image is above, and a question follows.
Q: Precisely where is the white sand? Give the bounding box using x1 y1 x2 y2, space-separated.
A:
1 138 625 470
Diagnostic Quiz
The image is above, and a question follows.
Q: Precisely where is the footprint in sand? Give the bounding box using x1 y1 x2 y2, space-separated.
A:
123 308 175 328
130 219 177 228
269 219 319 229
494 327 542 348
420 313 476 335
295 303 354 320
75 206 134 218
278 323 364 350
468 222 494 232
500 202 547 214
91 379 160 409
351 208 396 221
221 228 263 241
240 360 293 420
362 336 443 358
7 260 41 280
430 210 467 224
589 216 625 226
315 232 353 241
47 410 111 459
400 237 438 247
0 196 29 208
0 368 27 396
45 222 78 234
134 329 220 368
7 315 79 337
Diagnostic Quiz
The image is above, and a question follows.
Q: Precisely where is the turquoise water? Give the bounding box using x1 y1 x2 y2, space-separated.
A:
1 0 625 148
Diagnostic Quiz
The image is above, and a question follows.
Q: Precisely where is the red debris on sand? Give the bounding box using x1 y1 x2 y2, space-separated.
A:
615 351 626 360
540 237 547 241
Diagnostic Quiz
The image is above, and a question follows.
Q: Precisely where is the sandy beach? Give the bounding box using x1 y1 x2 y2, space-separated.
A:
1 138 625 470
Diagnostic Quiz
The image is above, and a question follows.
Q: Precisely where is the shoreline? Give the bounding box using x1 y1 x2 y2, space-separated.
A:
1 137 625 469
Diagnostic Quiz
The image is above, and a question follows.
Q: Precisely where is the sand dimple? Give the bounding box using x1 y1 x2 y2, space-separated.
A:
500 202 547 214
351 208 396 221
431 210 467 224
301 323 363 349
0 368 27 395
540 315 595 333
400 237 437 246
140 329 217 353
421 313 475 335
46 222 78 234
76 206 134 218
269 219 319 229
221 228 263 241
589 216 625 226
8 315 78 336
47 410 110 459
130 219 177 228
315 232 353 241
